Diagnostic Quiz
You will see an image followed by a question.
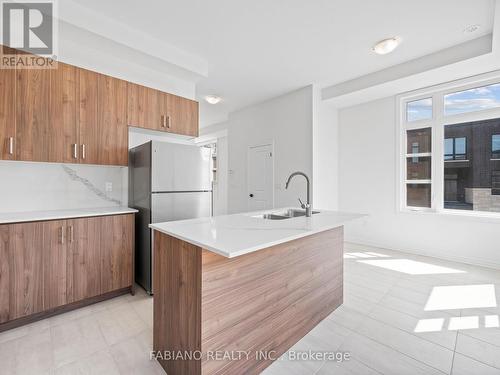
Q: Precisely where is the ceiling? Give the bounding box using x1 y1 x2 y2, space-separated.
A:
68 0 495 127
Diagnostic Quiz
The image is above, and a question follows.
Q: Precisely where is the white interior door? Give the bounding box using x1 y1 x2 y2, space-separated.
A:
248 144 273 211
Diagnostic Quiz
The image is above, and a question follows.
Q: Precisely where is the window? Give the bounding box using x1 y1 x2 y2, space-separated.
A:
493 134 500 159
444 137 467 160
444 83 500 116
405 128 432 208
401 77 500 215
406 98 432 122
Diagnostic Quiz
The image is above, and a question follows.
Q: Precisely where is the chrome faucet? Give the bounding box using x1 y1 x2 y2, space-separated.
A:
285 171 312 217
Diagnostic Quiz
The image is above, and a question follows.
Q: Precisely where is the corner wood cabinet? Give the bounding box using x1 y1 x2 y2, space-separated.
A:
0 45 199 166
0 214 134 328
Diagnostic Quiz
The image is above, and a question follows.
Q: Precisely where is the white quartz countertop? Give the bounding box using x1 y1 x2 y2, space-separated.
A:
0 206 138 224
150 208 365 258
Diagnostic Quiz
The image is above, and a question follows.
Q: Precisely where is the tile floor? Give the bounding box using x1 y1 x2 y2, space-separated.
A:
1 243 500 374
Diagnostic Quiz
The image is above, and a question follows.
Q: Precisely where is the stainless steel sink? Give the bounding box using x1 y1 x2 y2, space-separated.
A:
257 209 320 220
284 208 320 217
261 213 290 220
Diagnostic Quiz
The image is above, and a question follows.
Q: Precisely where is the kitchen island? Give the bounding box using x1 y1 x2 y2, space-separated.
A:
150 208 364 375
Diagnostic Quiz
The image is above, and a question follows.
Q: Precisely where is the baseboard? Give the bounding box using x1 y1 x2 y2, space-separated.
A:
345 238 500 271
0 286 132 333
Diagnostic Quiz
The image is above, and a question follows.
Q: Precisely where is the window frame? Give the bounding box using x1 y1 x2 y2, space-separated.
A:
397 71 500 217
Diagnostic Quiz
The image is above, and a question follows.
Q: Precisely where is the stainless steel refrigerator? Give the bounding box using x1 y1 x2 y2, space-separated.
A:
129 141 212 294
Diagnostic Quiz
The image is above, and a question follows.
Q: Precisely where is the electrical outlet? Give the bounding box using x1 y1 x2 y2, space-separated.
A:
105 182 113 192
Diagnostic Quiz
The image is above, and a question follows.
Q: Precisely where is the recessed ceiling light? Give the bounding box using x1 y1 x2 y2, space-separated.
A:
372 37 401 55
205 95 222 104
464 24 481 34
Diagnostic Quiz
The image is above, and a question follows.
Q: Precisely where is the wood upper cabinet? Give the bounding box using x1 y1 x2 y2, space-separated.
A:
49 62 78 163
15 59 50 161
101 214 134 293
1 46 199 164
77 68 99 165
78 71 128 166
166 94 199 137
128 83 199 137
0 47 16 160
127 83 161 130
96 74 128 166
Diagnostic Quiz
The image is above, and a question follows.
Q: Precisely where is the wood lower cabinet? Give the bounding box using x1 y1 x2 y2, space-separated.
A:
101 215 134 293
68 217 102 302
42 221 68 310
0 214 134 328
0 222 44 323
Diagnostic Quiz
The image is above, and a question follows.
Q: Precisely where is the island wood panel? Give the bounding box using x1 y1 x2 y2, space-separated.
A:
153 227 343 375
42 221 68 310
153 231 202 375
15 62 50 161
201 248 342 342
49 62 78 163
0 47 16 159
101 214 134 293
70 217 102 302
201 227 343 375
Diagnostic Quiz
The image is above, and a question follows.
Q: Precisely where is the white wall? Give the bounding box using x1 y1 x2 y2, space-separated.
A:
227 86 313 214
313 87 339 209
0 161 127 213
213 136 229 215
338 96 500 269
58 21 196 99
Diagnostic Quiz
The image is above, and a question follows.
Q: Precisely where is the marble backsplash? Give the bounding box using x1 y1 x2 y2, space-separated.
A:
0 161 128 213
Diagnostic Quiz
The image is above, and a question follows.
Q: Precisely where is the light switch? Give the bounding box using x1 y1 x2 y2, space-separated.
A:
105 182 113 192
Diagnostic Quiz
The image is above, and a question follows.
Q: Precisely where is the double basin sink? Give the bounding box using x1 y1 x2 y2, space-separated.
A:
256 208 320 220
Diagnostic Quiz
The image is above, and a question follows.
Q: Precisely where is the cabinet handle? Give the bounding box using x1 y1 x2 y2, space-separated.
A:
81 144 86 160
72 144 78 159
8 137 14 155
68 225 74 243
166 115 171 129
160 115 165 128
60 226 65 244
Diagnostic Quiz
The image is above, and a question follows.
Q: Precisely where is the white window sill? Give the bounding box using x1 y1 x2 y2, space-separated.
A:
400 208 500 223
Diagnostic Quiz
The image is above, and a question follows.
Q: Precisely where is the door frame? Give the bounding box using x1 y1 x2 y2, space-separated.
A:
247 142 275 211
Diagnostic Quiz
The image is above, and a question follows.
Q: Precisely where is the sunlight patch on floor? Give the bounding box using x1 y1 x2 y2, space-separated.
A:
414 318 445 333
425 284 497 311
448 316 479 331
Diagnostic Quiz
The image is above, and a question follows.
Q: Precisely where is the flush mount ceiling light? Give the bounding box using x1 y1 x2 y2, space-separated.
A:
205 95 222 104
372 37 401 55
464 24 481 34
